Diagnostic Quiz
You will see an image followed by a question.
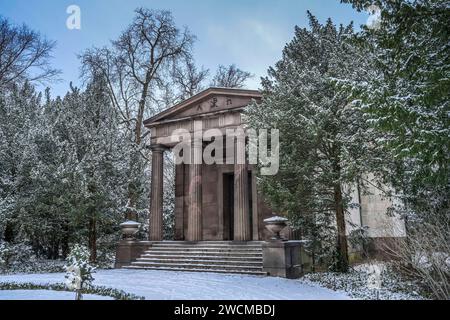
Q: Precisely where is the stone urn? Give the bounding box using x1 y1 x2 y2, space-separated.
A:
120 220 140 241
264 216 288 241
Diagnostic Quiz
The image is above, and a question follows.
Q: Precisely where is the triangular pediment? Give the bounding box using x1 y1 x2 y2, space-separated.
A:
144 87 261 127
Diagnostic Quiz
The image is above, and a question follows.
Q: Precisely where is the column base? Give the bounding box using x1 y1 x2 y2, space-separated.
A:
262 240 311 279
114 240 154 268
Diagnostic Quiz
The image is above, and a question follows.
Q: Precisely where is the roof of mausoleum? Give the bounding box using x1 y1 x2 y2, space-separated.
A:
143 87 261 127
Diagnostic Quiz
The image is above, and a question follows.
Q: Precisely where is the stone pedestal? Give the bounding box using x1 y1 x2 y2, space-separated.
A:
262 240 310 279
114 240 152 268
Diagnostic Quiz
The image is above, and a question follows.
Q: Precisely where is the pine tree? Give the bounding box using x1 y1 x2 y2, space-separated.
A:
246 13 373 271
340 0 449 224
0 77 130 261
48 77 128 262
0 82 44 245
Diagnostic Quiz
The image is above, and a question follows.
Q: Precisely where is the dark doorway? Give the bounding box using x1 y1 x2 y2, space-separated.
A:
223 173 234 240
223 172 254 241
248 171 253 239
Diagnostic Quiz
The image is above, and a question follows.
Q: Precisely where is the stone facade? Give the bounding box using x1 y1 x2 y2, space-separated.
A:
115 87 406 274
143 87 406 246
346 174 406 259
144 87 274 242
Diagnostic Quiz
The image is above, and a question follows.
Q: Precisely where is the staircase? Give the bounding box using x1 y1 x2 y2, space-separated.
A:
122 241 266 276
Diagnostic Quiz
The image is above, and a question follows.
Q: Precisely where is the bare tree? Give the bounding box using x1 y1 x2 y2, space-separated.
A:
382 217 450 300
81 47 139 138
81 9 195 218
0 17 59 88
114 8 194 145
211 64 252 88
173 57 209 100
81 8 194 146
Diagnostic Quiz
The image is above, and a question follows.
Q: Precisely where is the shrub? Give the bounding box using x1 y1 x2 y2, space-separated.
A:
0 241 37 271
65 244 95 300
0 281 144 300
383 221 450 300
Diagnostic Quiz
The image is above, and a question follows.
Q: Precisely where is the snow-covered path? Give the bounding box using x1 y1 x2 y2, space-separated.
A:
0 269 350 300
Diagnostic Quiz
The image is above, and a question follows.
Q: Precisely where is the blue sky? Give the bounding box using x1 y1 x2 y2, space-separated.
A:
0 0 368 96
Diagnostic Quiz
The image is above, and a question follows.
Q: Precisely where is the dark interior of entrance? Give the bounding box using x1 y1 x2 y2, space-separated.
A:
223 173 234 240
223 172 253 240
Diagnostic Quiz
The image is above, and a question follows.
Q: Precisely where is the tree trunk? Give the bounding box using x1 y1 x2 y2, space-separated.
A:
135 79 150 146
311 249 316 273
125 80 149 221
62 221 70 258
49 234 58 259
334 183 349 272
3 221 14 242
88 216 97 263
125 151 141 221
75 290 83 301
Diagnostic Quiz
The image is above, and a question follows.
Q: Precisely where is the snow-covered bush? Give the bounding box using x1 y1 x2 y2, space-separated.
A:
0 241 65 274
348 226 371 258
65 244 95 300
94 247 116 269
0 242 10 268
0 241 37 272
303 262 424 300
382 221 450 300
0 282 145 300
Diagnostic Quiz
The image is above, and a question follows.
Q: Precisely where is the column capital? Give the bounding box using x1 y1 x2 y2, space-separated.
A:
149 144 167 153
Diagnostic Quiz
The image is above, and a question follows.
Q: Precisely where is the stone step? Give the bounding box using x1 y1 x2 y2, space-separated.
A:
152 241 264 243
147 247 262 252
130 261 263 271
152 243 263 248
141 254 262 261
126 241 265 276
136 258 263 266
143 250 262 257
151 246 263 250
122 265 267 276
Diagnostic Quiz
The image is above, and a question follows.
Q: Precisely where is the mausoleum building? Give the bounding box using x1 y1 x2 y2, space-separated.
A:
115 87 406 276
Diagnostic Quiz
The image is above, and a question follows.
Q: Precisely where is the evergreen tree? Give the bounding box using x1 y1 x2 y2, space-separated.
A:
0 77 129 261
340 0 449 224
247 13 373 271
56 76 129 262
0 82 42 244
65 244 95 300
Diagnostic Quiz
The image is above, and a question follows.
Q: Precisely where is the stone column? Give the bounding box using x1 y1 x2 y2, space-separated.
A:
149 145 165 241
187 137 202 241
234 131 251 241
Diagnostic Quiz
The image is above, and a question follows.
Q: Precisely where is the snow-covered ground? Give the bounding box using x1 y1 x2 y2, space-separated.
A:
0 290 113 300
302 263 424 300
0 269 350 300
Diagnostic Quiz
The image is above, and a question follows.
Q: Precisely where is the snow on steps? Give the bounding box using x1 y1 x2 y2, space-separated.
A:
122 241 267 276
141 251 262 257
124 265 267 275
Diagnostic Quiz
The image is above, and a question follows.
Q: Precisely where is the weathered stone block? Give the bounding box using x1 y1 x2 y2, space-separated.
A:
262 240 310 279
114 240 153 268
